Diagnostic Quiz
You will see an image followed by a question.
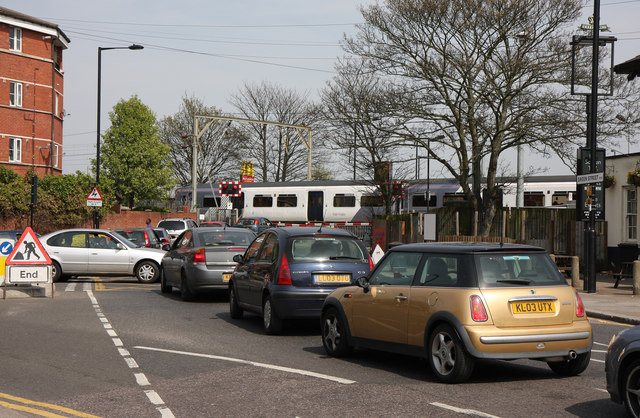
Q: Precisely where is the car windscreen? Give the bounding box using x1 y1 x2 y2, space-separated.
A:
157 220 186 230
110 231 137 248
290 236 365 262
198 230 254 246
475 252 567 287
235 219 257 226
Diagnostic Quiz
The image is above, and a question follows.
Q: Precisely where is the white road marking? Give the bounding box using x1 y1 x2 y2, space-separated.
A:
596 388 608 393
430 402 500 417
135 373 150 386
134 345 356 385
593 341 608 347
591 349 607 353
144 390 165 405
591 358 605 363
84 291 175 416
65 283 76 292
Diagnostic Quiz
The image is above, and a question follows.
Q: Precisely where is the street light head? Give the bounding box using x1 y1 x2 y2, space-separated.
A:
128 44 144 50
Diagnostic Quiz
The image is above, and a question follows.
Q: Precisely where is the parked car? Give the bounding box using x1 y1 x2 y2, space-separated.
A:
606 325 640 416
157 218 198 242
161 227 255 301
234 217 273 234
0 230 40 242
200 221 228 227
153 228 172 251
320 242 592 383
116 228 162 249
229 226 373 334
40 229 165 283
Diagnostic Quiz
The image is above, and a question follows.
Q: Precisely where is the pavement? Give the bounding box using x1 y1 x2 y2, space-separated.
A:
579 273 640 326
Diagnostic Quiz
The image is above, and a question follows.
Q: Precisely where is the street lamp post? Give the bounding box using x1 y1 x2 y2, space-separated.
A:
94 44 143 229
426 135 445 211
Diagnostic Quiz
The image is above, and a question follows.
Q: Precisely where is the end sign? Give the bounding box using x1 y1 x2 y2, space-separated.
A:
5 227 52 284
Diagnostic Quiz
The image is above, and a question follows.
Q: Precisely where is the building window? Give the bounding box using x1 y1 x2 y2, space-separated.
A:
626 188 637 241
10 82 22 107
54 144 60 168
9 27 22 51
9 137 21 162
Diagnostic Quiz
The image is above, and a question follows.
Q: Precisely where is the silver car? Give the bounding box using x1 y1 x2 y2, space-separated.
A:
161 227 255 301
40 229 166 283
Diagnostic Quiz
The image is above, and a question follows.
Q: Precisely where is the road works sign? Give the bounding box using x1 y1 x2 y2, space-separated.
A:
5 227 52 284
87 186 103 207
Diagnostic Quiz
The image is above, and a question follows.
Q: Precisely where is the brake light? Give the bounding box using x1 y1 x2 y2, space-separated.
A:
369 255 374 270
575 291 585 317
228 247 245 251
143 231 151 247
193 248 206 264
277 254 292 285
254 219 259 225
470 295 488 322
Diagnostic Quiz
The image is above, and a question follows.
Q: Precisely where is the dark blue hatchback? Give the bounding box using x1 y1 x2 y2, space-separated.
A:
229 226 372 334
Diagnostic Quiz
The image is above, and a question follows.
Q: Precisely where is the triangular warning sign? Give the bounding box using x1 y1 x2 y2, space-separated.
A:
87 186 103 200
6 227 51 265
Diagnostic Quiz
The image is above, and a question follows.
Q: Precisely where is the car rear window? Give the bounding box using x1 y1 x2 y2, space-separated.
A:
118 230 145 245
475 252 567 287
290 236 365 262
236 219 257 226
157 220 186 230
198 230 254 246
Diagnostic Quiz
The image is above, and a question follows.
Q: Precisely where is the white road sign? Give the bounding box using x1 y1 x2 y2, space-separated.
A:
87 199 103 207
6 265 51 284
576 172 604 185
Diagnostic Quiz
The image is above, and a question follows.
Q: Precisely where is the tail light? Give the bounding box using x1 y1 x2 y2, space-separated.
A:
575 291 585 317
254 219 259 225
193 248 206 264
369 255 374 270
143 231 151 247
277 254 292 285
470 295 488 322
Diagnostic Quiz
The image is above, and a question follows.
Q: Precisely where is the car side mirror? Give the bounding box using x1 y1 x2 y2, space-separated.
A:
356 276 370 293
233 254 244 264
116 242 125 250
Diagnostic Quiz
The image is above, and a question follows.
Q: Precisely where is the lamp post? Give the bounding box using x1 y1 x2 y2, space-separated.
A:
94 44 143 229
426 135 445 211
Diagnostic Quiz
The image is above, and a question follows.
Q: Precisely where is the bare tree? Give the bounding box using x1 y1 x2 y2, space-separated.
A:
342 0 640 234
229 81 324 182
158 94 245 185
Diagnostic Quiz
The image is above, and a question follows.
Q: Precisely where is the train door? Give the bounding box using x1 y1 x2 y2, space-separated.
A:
308 191 324 222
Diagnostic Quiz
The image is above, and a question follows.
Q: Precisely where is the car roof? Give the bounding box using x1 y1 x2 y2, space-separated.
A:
389 242 545 254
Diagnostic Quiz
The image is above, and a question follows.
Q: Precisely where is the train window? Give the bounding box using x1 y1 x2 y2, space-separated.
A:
412 193 437 207
334 194 356 207
361 195 383 207
202 196 221 208
253 195 273 207
551 192 572 205
524 192 544 206
277 194 297 207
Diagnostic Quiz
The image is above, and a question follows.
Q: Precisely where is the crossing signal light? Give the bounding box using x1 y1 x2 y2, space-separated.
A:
392 181 404 198
219 181 241 196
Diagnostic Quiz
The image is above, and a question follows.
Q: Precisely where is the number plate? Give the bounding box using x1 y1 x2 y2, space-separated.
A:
314 273 351 283
511 301 555 314
223 273 232 282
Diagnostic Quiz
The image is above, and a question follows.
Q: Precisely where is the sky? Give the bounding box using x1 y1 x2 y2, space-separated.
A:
4 0 640 178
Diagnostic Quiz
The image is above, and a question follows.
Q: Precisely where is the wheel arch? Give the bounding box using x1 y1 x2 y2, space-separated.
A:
616 346 640 401
322 296 353 347
424 311 480 358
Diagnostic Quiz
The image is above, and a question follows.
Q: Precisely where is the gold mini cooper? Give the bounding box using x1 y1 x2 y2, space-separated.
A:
320 243 592 383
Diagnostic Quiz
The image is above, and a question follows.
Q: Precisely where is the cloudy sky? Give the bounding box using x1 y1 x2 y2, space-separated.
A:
4 0 640 177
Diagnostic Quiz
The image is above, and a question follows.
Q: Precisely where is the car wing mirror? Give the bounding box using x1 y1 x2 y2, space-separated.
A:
116 242 125 250
233 254 244 264
356 276 370 293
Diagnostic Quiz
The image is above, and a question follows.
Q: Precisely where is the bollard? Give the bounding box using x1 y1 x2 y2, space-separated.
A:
634 260 640 295
571 256 580 288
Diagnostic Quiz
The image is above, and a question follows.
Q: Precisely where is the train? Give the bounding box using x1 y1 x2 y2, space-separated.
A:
174 175 577 224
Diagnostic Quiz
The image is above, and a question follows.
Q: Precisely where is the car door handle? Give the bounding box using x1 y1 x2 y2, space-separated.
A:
395 295 408 301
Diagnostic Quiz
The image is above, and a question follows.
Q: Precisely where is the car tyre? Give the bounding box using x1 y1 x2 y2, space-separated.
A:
321 308 351 357
229 285 243 319
51 261 62 283
547 351 591 376
622 360 640 417
160 269 172 294
180 272 196 301
263 295 283 335
136 261 160 283
428 324 474 383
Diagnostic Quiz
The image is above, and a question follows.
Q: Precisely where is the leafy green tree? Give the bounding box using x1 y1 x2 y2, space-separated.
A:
100 96 175 208
0 166 29 228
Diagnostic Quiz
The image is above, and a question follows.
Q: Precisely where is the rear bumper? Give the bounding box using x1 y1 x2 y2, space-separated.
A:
186 265 233 291
270 287 334 319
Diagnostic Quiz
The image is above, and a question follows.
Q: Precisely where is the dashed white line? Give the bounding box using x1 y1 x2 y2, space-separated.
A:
85 290 174 417
134 345 356 385
430 402 500 417
591 358 605 363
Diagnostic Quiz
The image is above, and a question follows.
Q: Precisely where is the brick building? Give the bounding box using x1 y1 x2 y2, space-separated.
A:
0 7 69 177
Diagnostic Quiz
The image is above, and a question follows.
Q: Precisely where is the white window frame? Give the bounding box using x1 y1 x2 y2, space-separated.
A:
9 137 22 162
10 82 22 107
625 187 637 242
9 27 22 51
54 144 60 168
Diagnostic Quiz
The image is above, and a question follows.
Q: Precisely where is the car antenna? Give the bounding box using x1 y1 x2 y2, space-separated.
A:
317 223 323 233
